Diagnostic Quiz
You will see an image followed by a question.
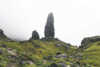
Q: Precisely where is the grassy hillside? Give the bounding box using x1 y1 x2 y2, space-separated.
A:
0 39 77 67
1 34 100 67
79 41 100 67
0 30 100 67
0 38 100 67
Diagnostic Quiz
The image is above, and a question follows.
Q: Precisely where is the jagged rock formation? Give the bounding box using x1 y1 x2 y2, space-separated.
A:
29 30 40 40
44 13 55 39
0 29 8 40
0 29 4 36
80 36 100 49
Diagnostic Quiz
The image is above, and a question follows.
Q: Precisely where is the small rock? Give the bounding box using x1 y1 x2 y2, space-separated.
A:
27 60 34 64
56 52 62 55
56 44 62 47
7 48 17 56
43 60 47 64
0 44 7 48
67 65 71 67
8 48 13 50
20 60 34 65
0 48 3 54
65 44 71 48
55 53 67 58
20 60 25 64
29 30 40 40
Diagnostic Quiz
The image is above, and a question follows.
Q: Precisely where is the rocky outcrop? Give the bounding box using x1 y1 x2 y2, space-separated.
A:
0 29 8 40
29 30 40 40
44 13 55 39
0 29 6 37
80 36 100 49
0 29 4 36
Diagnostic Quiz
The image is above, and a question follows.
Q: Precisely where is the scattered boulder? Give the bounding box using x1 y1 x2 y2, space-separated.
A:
20 60 25 64
66 43 71 48
7 48 17 56
0 44 7 48
43 60 47 64
56 52 62 55
20 60 34 65
56 43 71 49
20 60 27 65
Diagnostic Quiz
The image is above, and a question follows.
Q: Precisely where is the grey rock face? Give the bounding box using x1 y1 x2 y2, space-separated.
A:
44 13 55 39
30 30 40 40
0 29 6 38
56 44 62 47
80 36 100 49
0 29 4 36
0 48 3 54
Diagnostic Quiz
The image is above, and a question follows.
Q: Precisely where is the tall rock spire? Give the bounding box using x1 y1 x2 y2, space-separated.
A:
44 12 55 39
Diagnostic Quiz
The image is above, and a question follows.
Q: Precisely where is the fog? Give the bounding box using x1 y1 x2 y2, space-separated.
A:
0 0 100 46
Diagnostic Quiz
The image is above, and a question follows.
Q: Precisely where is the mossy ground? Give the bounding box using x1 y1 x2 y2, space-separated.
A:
0 39 100 67
0 39 76 67
79 41 100 67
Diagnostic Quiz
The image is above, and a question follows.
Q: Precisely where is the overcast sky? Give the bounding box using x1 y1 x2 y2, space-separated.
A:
0 0 100 46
